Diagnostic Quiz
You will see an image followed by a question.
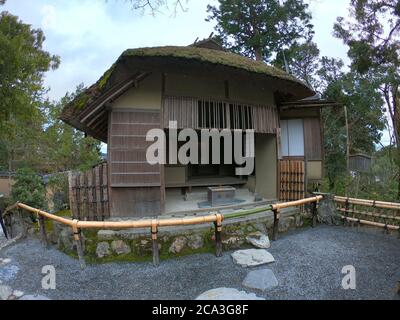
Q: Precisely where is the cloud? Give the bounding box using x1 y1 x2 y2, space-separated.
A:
41 4 56 30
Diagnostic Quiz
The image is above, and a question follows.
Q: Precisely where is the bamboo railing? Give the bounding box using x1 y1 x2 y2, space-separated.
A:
334 196 400 231
2 196 323 269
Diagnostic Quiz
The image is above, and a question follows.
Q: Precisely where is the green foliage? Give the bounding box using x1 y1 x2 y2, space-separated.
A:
47 173 69 211
43 85 102 173
273 40 320 89
206 0 314 62
333 0 400 198
0 11 60 173
0 12 60 126
11 168 46 209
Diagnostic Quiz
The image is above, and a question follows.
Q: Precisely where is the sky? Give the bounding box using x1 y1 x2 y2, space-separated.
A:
2 0 391 146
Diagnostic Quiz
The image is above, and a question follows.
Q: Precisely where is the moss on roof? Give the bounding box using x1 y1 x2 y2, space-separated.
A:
60 45 312 131
121 46 305 85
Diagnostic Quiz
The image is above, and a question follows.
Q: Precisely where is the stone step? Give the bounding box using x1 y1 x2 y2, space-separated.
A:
231 249 275 267
196 288 265 300
242 269 278 292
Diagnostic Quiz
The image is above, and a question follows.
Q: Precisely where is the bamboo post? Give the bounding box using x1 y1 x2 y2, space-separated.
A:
272 208 280 241
72 220 86 269
37 213 48 248
214 214 223 257
151 220 160 267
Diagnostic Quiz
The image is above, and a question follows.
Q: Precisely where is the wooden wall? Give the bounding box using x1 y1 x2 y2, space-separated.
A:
108 109 163 217
304 118 323 161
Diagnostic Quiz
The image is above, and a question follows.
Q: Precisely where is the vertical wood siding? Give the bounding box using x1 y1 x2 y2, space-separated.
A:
69 163 109 220
304 118 323 161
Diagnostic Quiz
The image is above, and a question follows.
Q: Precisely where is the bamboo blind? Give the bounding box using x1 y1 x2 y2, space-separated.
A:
162 95 278 133
279 160 305 202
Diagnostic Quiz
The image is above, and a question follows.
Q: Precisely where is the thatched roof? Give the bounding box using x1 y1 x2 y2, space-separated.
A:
60 45 314 142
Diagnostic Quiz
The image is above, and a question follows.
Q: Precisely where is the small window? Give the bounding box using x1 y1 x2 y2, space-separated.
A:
281 119 304 157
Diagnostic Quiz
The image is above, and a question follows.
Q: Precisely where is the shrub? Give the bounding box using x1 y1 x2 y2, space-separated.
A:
11 168 46 210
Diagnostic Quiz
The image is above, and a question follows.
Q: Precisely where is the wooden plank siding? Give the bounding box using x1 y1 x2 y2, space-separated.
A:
109 110 161 187
162 95 278 133
108 109 163 217
304 118 323 161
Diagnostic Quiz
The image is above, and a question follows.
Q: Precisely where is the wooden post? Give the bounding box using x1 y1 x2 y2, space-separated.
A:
0 209 8 239
344 198 350 226
151 220 160 267
214 214 223 257
38 213 48 248
72 220 86 269
311 201 318 228
272 208 280 241
18 208 27 238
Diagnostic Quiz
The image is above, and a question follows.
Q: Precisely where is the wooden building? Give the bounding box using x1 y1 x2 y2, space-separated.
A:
60 39 337 218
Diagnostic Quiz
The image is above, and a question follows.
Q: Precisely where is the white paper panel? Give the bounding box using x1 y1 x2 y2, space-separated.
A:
280 120 289 157
287 119 304 156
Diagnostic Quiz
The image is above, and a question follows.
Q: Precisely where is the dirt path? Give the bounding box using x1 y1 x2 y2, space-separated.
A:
0 225 399 300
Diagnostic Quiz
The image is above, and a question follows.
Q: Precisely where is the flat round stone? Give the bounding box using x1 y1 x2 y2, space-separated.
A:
242 269 278 292
196 288 264 300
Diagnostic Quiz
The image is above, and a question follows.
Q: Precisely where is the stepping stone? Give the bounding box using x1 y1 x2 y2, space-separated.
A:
0 285 12 300
196 288 264 300
12 290 24 298
242 269 278 292
19 295 50 300
231 249 275 267
246 232 271 249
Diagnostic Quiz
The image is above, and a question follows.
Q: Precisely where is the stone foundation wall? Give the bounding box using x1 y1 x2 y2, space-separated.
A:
6 208 313 264
49 208 311 263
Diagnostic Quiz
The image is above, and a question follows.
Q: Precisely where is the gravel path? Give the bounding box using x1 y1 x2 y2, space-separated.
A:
0 225 399 300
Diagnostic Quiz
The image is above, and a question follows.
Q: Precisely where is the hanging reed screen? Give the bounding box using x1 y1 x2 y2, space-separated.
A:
162 95 278 133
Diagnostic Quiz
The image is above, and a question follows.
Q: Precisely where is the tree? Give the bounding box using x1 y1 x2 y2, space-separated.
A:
273 40 320 89
0 12 59 126
333 0 400 197
122 0 188 15
42 85 102 173
319 58 386 192
206 0 314 61
0 12 60 173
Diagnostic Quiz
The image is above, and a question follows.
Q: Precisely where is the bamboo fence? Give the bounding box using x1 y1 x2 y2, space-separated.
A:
2 196 323 269
334 196 400 231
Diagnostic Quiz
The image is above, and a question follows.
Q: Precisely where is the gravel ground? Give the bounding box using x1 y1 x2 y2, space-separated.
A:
0 225 399 300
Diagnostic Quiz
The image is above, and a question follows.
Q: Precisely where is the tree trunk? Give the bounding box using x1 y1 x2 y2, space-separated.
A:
255 47 263 61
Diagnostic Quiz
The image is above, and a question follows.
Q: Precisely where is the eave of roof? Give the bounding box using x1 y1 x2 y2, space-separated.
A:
60 45 315 140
